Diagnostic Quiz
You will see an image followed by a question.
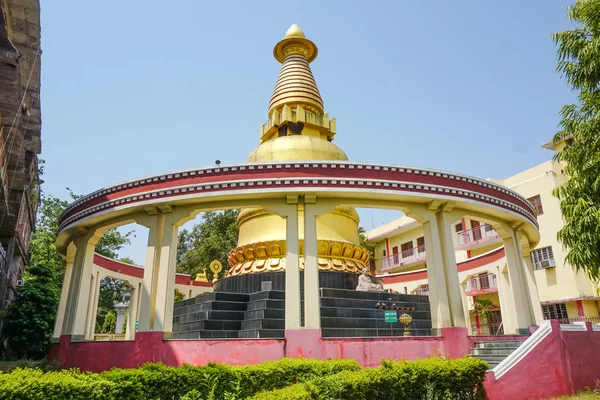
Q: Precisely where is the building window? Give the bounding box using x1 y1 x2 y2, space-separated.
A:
531 246 555 270
416 236 425 252
383 249 386 257
528 195 543 216
401 241 413 257
542 303 568 321
455 223 463 233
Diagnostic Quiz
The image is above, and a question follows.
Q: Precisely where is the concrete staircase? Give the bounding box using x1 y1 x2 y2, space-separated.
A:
469 340 525 369
172 288 433 339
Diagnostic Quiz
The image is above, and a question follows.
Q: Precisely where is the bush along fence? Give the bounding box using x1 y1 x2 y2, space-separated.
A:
250 357 489 400
0 357 488 400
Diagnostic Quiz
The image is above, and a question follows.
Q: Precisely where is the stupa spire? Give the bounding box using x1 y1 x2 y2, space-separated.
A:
259 24 336 144
269 24 324 117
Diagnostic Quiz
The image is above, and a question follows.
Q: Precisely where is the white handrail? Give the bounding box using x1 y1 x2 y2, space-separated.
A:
492 320 552 379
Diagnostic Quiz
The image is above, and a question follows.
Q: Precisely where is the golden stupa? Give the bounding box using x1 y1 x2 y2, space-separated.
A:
226 24 371 276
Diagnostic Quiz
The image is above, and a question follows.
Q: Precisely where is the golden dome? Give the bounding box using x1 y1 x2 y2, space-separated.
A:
247 135 348 162
285 24 305 38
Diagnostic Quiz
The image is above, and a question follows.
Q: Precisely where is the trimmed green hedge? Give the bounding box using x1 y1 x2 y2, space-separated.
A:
0 358 360 400
250 357 489 400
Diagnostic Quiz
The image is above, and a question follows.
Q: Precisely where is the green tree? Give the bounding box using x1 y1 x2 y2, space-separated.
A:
118 257 138 266
2 184 133 359
2 262 60 359
358 226 377 262
2 193 67 359
121 313 128 334
552 0 600 280
101 311 116 334
177 210 239 280
174 289 185 303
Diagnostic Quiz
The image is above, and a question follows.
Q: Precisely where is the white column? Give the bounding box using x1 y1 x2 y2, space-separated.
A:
62 232 100 341
460 283 472 333
503 232 535 332
522 255 544 325
84 271 102 340
496 264 517 334
152 214 180 333
435 211 467 328
137 214 165 332
53 246 75 339
126 282 141 340
285 204 301 330
422 218 452 330
303 202 320 329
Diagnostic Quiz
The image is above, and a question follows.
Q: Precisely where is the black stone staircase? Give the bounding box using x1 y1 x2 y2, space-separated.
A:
468 340 525 369
320 288 432 337
172 288 432 339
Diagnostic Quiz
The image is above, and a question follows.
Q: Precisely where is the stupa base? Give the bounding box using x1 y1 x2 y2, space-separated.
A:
214 270 379 294
172 271 432 340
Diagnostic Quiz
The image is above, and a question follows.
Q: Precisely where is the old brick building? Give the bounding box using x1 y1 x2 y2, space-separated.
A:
0 0 42 327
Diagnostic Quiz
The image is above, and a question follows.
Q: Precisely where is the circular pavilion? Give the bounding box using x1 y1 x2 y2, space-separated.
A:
51 25 542 371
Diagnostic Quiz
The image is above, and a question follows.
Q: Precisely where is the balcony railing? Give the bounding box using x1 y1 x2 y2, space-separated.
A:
380 245 426 272
414 285 429 296
465 273 497 294
556 317 600 325
457 224 500 248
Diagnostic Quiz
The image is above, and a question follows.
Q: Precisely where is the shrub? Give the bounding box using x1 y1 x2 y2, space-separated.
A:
250 357 489 400
0 358 360 400
0 368 141 400
99 358 361 399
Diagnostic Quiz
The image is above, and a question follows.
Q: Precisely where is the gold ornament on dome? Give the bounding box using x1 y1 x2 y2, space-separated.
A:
225 239 372 277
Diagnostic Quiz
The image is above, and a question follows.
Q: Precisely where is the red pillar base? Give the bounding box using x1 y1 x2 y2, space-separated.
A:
440 327 470 358
285 329 322 359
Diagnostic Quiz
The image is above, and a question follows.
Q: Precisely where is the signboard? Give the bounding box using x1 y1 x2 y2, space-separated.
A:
384 310 397 323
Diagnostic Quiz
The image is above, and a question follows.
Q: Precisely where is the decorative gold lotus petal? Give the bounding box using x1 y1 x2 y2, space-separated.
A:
256 243 268 258
244 246 255 260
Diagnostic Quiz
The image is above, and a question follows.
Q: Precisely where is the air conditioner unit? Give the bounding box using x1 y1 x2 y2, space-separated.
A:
539 259 556 269
16 279 24 287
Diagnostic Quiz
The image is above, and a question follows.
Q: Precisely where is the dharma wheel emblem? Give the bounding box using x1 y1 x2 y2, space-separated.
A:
210 260 223 275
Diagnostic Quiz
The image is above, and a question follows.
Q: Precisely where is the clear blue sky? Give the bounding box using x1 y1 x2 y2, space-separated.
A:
40 1 576 265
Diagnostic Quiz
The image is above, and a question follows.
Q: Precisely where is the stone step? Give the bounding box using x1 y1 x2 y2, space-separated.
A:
173 319 242 333
321 317 432 329
244 308 285 320
246 299 285 311
173 311 209 324
469 354 511 363
321 307 431 320
469 348 517 356
320 297 431 311
241 318 284 330
199 301 248 312
474 341 524 349
174 300 248 316
322 328 431 338
171 330 240 339
238 329 285 339
320 288 429 303
249 290 286 301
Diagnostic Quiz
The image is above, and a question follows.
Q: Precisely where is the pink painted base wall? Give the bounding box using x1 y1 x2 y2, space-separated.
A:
484 321 600 400
52 324 600 400
51 328 470 372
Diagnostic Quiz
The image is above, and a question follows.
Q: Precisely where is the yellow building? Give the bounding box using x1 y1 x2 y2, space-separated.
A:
367 138 600 335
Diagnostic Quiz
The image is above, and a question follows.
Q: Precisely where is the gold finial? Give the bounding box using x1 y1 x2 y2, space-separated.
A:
285 24 305 38
273 24 318 63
